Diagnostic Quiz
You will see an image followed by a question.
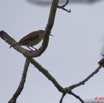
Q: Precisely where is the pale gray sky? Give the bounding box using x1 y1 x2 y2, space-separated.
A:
27 0 102 5
0 0 104 103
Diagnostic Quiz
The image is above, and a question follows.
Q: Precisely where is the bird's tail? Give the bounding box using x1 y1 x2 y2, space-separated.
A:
10 43 17 48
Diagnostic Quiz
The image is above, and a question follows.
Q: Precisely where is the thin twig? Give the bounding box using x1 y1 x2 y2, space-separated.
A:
98 58 104 66
59 93 66 103
69 91 85 103
8 58 30 103
69 65 103 90
58 0 71 12
58 0 69 8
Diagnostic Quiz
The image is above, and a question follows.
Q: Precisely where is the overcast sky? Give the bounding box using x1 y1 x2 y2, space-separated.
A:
0 0 104 103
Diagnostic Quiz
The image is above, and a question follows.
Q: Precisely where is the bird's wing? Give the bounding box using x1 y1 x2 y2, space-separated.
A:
18 34 39 45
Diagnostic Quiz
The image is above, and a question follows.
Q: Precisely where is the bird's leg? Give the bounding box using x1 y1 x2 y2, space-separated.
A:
31 46 37 51
27 46 34 51
27 46 37 51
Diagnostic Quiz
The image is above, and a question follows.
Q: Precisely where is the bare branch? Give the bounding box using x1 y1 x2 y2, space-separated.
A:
58 7 71 13
0 0 59 58
0 31 32 57
58 0 71 13
69 91 85 103
30 58 64 92
59 93 66 103
60 0 69 7
69 64 103 90
1 0 104 103
8 58 30 103
98 57 104 66
1 30 104 103
0 30 64 92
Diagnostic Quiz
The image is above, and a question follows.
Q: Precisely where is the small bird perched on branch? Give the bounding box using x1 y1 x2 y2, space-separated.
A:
10 30 45 51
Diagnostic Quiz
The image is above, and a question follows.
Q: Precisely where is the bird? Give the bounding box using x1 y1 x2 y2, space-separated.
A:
10 30 45 51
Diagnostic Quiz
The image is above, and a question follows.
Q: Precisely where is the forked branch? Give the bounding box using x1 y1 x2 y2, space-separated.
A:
58 0 71 12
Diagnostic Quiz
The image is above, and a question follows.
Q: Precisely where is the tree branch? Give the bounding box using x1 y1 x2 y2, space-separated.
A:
0 0 59 58
30 58 64 92
59 93 66 103
69 65 103 90
1 0 104 103
58 0 71 13
69 91 85 103
8 58 30 103
1 30 104 103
